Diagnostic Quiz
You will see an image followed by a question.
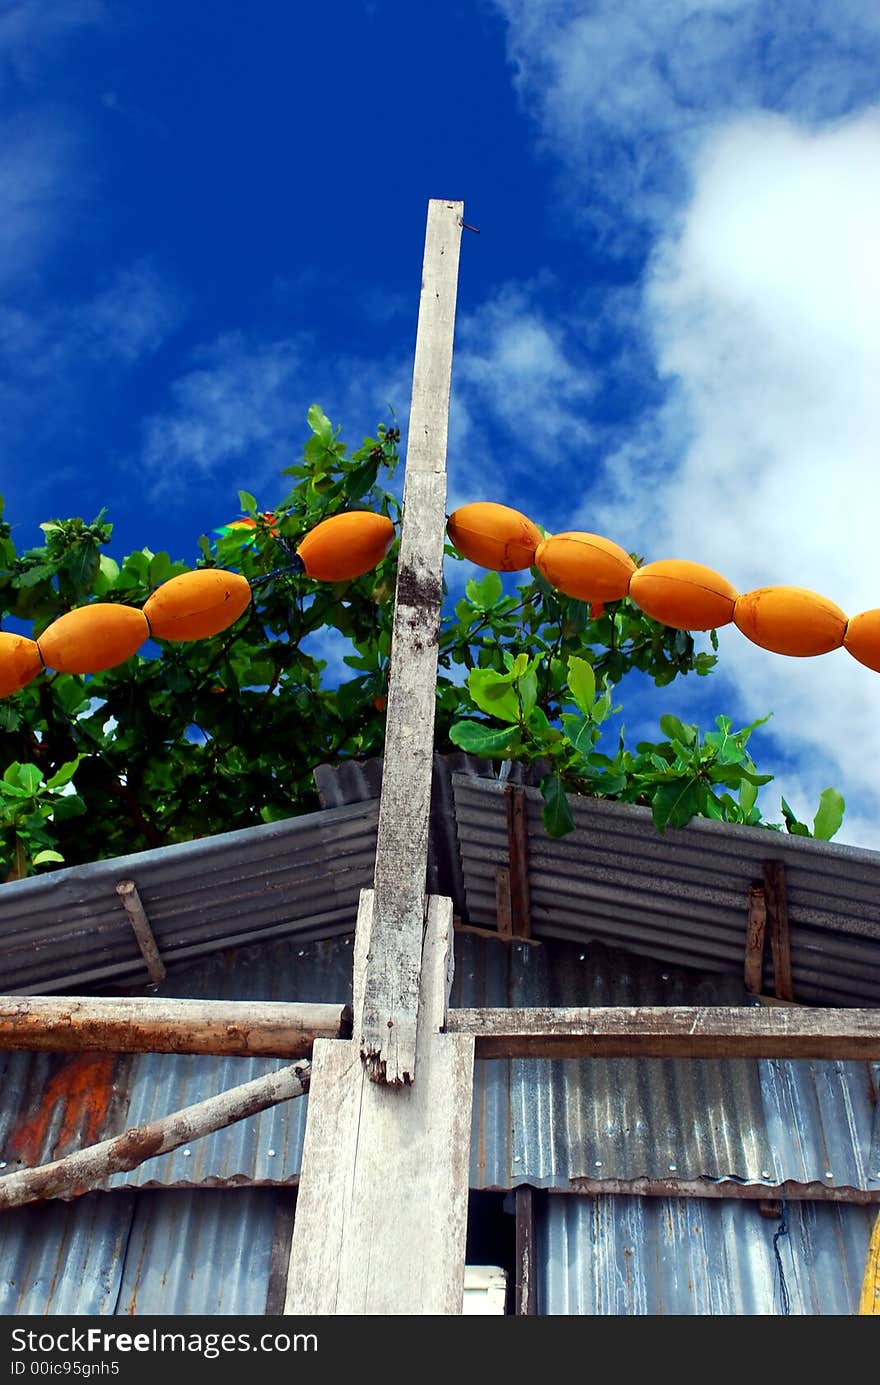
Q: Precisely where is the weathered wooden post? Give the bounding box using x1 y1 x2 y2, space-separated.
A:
284 200 475 1314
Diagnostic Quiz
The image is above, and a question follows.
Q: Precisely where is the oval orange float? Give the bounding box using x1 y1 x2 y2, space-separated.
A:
0 633 43 697
144 569 252 642
629 559 738 631
38 605 150 674
297 511 396 581
534 532 635 602
843 609 880 674
734 586 847 657
446 502 542 572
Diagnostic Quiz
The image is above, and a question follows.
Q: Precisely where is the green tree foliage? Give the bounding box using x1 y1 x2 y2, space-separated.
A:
0 408 844 878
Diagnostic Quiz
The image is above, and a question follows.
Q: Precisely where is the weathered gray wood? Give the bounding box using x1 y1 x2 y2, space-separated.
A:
565 1177 880 1204
515 1186 537 1315
362 199 464 1086
116 879 166 984
0 1059 309 1209
286 894 474 1315
0 995 350 1056
447 1005 880 1059
764 859 794 1001
744 882 767 995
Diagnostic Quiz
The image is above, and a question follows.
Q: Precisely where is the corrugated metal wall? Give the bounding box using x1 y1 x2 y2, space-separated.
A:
540 1193 875 1315
1 933 877 1195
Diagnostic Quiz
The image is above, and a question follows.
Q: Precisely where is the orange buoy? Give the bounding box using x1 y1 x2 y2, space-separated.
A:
446 502 542 572
629 559 738 630
297 511 396 581
734 586 847 657
0 633 43 697
843 609 880 673
38 605 149 674
534 532 635 601
144 569 252 642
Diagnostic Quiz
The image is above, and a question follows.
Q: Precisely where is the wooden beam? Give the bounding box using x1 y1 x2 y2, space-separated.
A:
361 198 464 1086
286 893 475 1315
565 1178 880 1205
744 882 767 995
514 1186 537 1314
446 1005 880 1059
0 995 350 1057
116 879 166 985
764 859 794 1001
505 784 531 939
0 1059 309 1210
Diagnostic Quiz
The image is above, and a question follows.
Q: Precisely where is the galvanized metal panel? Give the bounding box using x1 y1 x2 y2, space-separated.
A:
0 799 377 995
454 933 879 1193
453 775 880 1006
116 1188 283 1315
0 1190 136 1315
539 1193 876 1315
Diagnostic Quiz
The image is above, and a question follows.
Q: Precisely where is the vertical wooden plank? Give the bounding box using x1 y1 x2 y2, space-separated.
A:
744 882 767 995
505 785 532 939
495 866 514 939
286 895 474 1315
361 199 464 1086
764 860 794 1002
514 1185 537 1315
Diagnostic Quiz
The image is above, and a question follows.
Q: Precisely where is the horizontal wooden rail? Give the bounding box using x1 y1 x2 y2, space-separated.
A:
446 1006 880 1060
0 996 351 1057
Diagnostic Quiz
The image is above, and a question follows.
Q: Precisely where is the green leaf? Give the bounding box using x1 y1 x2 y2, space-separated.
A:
812 787 845 841
32 849 64 866
45 758 80 790
449 720 519 757
651 778 700 832
237 491 258 517
540 774 574 838
567 656 596 715
780 796 810 837
659 713 694 745
307 404 333 443
516 668 538 719
15 764 42 795
467 668 521 725
465 570 502 611
560 712 596 759
738 779 758 817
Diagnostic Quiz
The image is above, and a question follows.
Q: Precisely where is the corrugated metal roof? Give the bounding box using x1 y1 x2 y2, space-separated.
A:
453 774 880 1007
0 799 377 995
5 931 874 1196
539 1193 876 1315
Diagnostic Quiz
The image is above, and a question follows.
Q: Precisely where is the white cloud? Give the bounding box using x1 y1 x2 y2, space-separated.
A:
584 110 880 847
139 332 410 503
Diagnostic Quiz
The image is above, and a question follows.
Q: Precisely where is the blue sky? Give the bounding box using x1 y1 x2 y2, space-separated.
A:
3 1 880 846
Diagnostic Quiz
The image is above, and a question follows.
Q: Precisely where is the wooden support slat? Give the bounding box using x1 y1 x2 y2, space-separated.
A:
116 879 166 985
505 784 531 939
764 859 794 1001
446 1006 880 1059
286 893 474 1315
514 1186 537 1315
361 198 464 1086
495 866 513 939
0 996 350 1056
744 882 767 995
566 1177 880 1205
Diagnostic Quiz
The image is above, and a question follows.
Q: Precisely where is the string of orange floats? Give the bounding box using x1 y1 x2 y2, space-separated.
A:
3 495 880 699
447 501 880 674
